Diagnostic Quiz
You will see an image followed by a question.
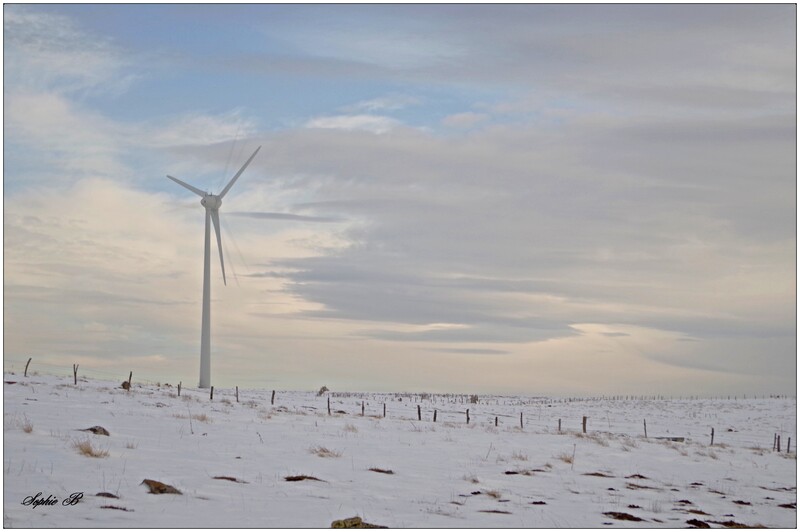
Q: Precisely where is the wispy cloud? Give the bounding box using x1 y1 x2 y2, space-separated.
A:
304 114 400 134
4 6 133 94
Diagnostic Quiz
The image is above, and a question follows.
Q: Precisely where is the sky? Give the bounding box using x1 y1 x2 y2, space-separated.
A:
3 4 796 396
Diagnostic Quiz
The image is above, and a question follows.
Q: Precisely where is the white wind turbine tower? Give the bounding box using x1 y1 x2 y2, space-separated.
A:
167 146 261 388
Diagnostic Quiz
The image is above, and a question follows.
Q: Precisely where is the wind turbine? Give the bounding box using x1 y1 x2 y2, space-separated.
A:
167 146 261 388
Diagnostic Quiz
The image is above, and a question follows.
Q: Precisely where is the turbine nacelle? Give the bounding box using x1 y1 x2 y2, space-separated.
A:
201 195 221 210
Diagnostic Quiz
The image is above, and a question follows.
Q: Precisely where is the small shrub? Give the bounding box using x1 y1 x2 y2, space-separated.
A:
469 395 480 404
73 437 109 458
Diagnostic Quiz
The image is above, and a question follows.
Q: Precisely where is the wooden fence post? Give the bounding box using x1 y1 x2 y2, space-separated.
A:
271 390 275 405
433 410 437 422
24 357 32 377
236 386 239 403
383 403 386 418
710 427 715 446
178 382 181 397
327 396 331 415
466 409 470 424
582 416 587 434
644 419 648 438
495 416 498 427
773 433 777 451
417 405 421 421
210 386 214 401
520 412 523 429
128 371 133 388
558 418 561 433
777 434 781 452
73 364 79 385
361 401 365 416
788 437 791 454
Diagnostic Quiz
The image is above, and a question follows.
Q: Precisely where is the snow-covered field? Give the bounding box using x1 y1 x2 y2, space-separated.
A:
3 373 796 528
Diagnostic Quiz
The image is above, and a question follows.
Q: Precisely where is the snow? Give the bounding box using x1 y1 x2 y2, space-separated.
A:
3 373 796 528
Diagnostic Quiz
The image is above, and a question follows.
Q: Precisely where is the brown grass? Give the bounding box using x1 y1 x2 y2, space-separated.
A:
73 437 109 458
556 452 574 464
284 475 323 482
310 445 341 458
20 416 33 433
213 476 248 483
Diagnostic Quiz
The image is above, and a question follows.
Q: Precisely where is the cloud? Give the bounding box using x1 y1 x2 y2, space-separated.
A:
146 110 259 148
441 112 489 128
342 94 420 113
228 212 345 223
4 6 133 94
304 114 400 134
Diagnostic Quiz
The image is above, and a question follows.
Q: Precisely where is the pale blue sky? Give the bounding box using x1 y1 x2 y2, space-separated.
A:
4 4 796 395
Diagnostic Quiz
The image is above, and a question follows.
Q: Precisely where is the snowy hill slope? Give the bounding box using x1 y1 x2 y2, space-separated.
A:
3 374 796 528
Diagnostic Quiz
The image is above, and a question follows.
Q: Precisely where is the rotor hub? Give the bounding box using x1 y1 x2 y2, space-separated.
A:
201 195 221 210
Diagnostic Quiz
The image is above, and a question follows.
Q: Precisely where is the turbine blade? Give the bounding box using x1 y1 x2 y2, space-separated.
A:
210 210 226 286
219 146 261 199
167 175 206 198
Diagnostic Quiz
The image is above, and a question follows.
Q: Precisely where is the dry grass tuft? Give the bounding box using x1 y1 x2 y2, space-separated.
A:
511 450 528 461
20 416 33 433
556 452 574 464
73 437 109 458
310 445 342 458
343 423 358 433
285 474 323 482
192 413 212 423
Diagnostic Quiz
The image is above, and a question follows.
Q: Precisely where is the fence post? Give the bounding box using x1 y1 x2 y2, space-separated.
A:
210 386 214 401
73 364 79 385
24 358 32 377
777 434 781 452
327 396 331 416
361 401 365 416
271 390 275 405
558 418 561 433
178 382 181 397
520 412 524 429
128 371 133 388
236 386 239 403
433 410 437 422
644 419 648 438
582 416 587 434
417 405 421 421
466 409 470 424
710 427 714 446
788 437 791 454
383 403 386 418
